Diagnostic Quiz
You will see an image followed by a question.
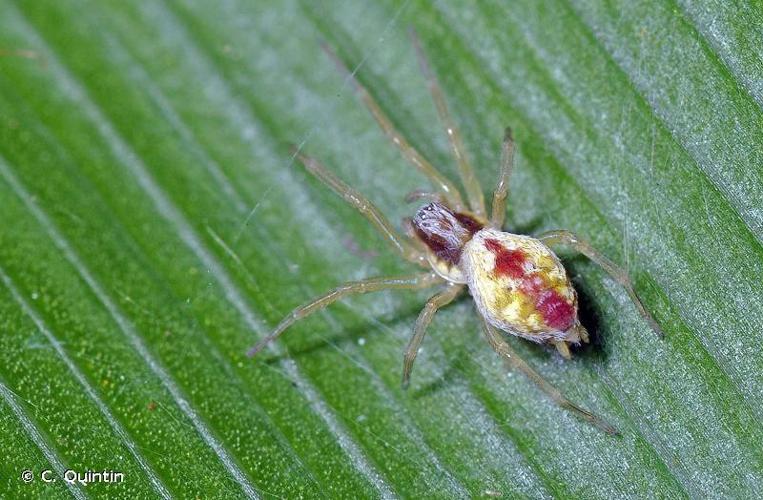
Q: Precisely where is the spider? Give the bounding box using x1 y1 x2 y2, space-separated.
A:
248 32 663 435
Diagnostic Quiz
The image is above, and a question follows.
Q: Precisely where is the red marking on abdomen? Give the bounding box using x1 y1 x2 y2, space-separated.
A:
536 290 575 330
484 238 527 278
520 275 544 295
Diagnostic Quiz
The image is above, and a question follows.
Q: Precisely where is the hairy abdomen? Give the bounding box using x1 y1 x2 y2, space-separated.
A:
461 228 577 341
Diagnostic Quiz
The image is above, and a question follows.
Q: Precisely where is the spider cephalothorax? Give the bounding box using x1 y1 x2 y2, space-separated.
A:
411 201 483 283
249 33 662 435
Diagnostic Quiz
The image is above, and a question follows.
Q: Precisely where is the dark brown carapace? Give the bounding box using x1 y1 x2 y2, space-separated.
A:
411 202 483 267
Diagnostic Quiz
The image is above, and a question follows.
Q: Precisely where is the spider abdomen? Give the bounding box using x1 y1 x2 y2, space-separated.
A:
462 228 578 342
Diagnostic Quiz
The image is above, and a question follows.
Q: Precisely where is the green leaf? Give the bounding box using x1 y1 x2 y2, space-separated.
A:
0 0 761 497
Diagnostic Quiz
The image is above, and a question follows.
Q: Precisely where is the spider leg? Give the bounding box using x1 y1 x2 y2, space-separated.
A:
410 30 486 218
490 128 515 229
404 189 445 205
573 323 590 343
248 272 442 357
555 323 590 358
537 230 663 338
0 48 39 59
321 43 466 211
480 317 619 435
402 284 464 389
293 150 426 266
553 340 572 359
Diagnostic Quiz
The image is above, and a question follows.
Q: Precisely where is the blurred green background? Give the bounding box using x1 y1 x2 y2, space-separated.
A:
0 0 761 498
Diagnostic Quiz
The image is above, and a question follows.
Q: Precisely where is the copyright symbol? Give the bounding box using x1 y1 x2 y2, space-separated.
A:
21 469 34 483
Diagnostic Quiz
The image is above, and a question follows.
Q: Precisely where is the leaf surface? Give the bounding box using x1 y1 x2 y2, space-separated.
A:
0 0 761 497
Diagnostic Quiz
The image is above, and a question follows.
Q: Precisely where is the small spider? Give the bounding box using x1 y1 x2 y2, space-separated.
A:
249 32 662 435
